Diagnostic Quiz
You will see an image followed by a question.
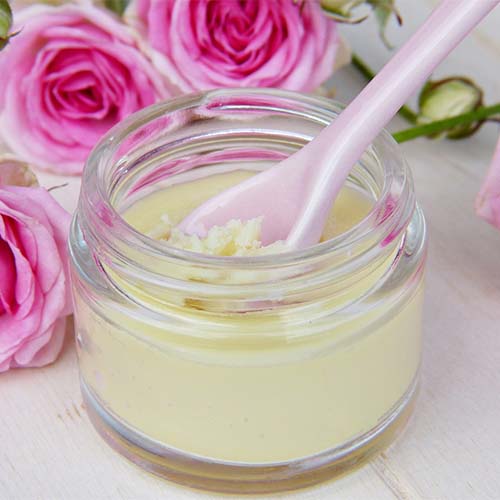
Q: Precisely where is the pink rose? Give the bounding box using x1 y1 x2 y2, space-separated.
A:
0 4 171 175
127 0 339 92
476 136 500 229
0 186 71 372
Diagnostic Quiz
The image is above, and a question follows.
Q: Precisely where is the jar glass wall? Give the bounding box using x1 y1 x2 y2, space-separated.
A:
69 89 427 494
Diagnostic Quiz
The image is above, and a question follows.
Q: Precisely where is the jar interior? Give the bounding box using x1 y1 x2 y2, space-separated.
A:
76 90 417 312
104 95 385 242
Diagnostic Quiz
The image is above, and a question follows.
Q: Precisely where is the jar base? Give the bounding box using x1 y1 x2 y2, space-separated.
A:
81 377 417 495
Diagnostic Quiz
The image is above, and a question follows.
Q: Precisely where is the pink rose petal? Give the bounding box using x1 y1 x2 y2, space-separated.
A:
13 316 67 368
0 239 16 315
476 135 500 229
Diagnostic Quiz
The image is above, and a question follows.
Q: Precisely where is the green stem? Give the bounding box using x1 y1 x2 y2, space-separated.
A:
392 103 500 143
351 53 375 81
397 105 419 124
351 53 418 124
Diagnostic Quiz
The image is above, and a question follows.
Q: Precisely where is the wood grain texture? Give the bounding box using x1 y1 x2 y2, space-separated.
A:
2 2 500 498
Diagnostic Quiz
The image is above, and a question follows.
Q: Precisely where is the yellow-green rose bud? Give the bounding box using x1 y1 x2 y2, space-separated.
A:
417 77 483 139
0 0 12 50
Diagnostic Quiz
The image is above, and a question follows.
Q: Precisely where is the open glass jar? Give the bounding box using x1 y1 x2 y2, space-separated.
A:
69 89 427 494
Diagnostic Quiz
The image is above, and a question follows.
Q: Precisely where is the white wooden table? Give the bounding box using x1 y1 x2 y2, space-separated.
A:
2 1 500 498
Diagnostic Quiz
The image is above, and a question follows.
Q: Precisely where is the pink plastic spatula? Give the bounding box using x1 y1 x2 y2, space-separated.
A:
179 0 499 249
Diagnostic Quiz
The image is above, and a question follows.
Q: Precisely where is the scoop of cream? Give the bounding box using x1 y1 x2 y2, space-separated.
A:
148 215 287 256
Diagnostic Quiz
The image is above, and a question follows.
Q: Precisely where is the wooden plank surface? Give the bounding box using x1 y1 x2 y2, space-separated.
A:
2 2 500 498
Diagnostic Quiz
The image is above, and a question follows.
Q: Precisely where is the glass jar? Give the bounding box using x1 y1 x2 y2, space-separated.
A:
69 89 427 494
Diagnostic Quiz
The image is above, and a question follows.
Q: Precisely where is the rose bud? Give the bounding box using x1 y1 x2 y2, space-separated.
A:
417 77 484 139
0 0 13 50
0 154 38 187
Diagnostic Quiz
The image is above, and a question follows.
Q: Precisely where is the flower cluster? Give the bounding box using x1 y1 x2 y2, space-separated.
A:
0 0 339 372
0 1 339 175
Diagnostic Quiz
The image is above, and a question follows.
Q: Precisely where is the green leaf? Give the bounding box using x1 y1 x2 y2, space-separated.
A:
321 0 369 23
0 0 12 51
321 0 364 18
368 0 402 49
104 0 129 16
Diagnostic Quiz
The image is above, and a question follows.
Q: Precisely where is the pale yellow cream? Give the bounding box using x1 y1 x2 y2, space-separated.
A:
76 170 423 464
148 215 287 256
125 170 374 252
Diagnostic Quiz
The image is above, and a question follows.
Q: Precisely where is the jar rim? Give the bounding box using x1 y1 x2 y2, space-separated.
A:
80 88 415 276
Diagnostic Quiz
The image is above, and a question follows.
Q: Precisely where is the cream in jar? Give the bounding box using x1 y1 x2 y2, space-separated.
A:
70 90 426 493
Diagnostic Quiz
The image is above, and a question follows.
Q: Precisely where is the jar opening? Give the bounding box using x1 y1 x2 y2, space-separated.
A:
76 89 415 294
